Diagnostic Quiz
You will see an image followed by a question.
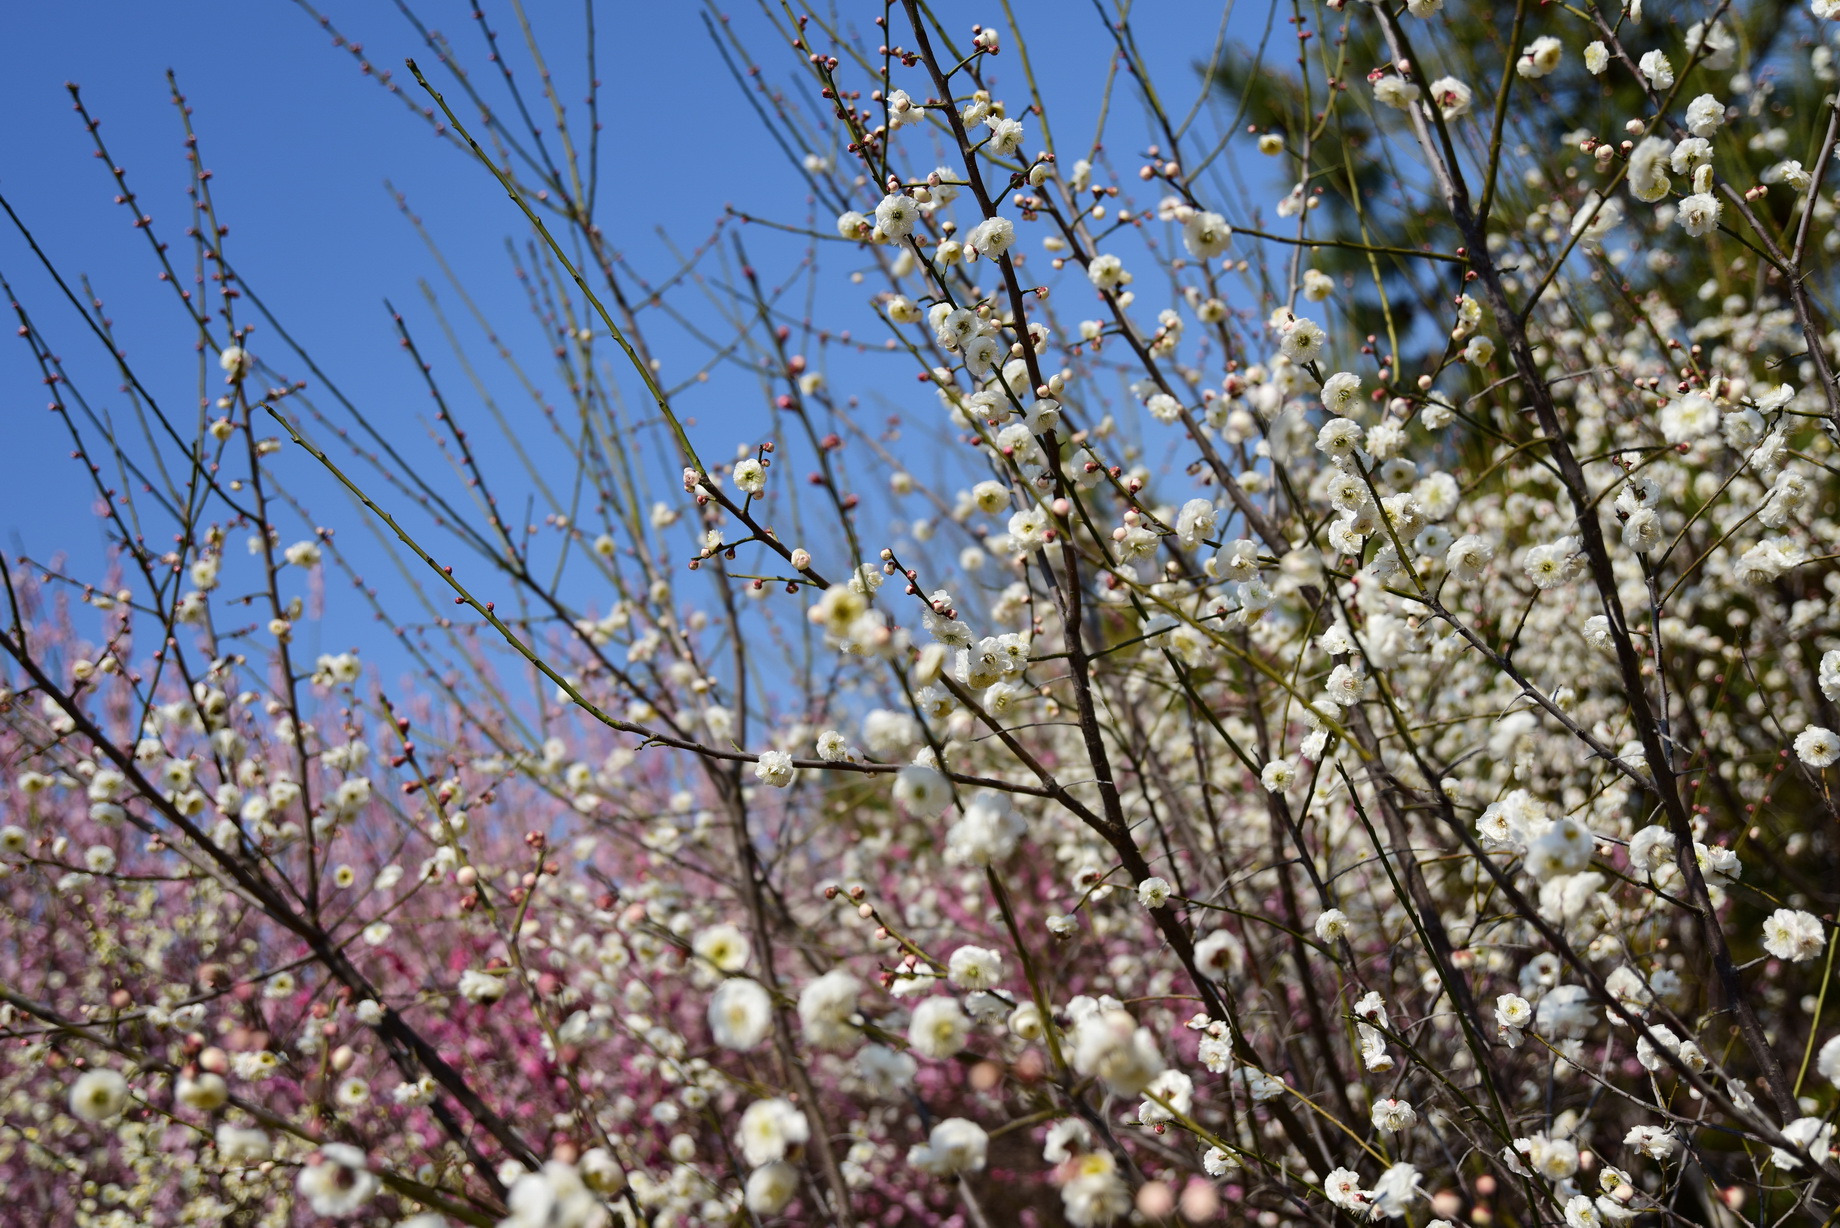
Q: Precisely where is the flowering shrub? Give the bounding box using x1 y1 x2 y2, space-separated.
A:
6 1 1840 1225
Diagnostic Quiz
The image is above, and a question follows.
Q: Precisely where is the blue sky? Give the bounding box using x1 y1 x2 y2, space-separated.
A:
1 1 1269 675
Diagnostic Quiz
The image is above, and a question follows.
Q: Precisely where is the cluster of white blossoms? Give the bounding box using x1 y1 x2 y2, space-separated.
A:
772 0 1840 1217
16 0 1840 1225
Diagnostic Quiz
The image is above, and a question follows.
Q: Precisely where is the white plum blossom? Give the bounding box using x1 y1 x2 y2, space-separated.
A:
797 970 862 1048
1136 1068 1194 1124
1317 418 1365 464
1181 211 1232 259
1638 50 1674 89
1324 1168 1368 1213
1136 876 1172 909
944 790 1025 865
1628 137 1673 201
986 116 1025 156
856 1045 917 1099
1687 94 1726 136
908 1118 988 1175
966 215 1016 258
68 1070 129 1123
283 539 322 567
753 750 796 787
1428 76 1472 118
1795 725 1840 767
1447 534 1493 578
500 1162 608 1228
296 1144 377 1218
1369 1163 1424 1218
947 945 1004 990
1176 498 1217 547
874 193 919 239
1518 36 1562 77
458 968 508 1004
733 457 766 495
1818 1034 1840 1087
692 922 752 973
745 1162 799 1215
1070 1009 1164 1095
709 978 774 1051
1676 193 1721 237
1771 1117 1835 1170
1315 908 1350 941
1261 758 1298 792
1087 253 1131 291
1625 1125 1677 1159
739 1098 811 1167
893 763 951 812
1762 909 1826 962
175 1071 228 1111
1281 316 1326 362
1373 76 1422 111
215 1124 270 1165
1321 371 1362 416
1524 537 1579 589
909 997 972 1059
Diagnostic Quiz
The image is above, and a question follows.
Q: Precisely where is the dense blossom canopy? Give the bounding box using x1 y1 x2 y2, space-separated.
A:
4 0 1840 1226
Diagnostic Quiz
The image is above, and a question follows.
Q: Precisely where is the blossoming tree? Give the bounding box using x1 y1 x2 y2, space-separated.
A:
4 0 1840 1225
